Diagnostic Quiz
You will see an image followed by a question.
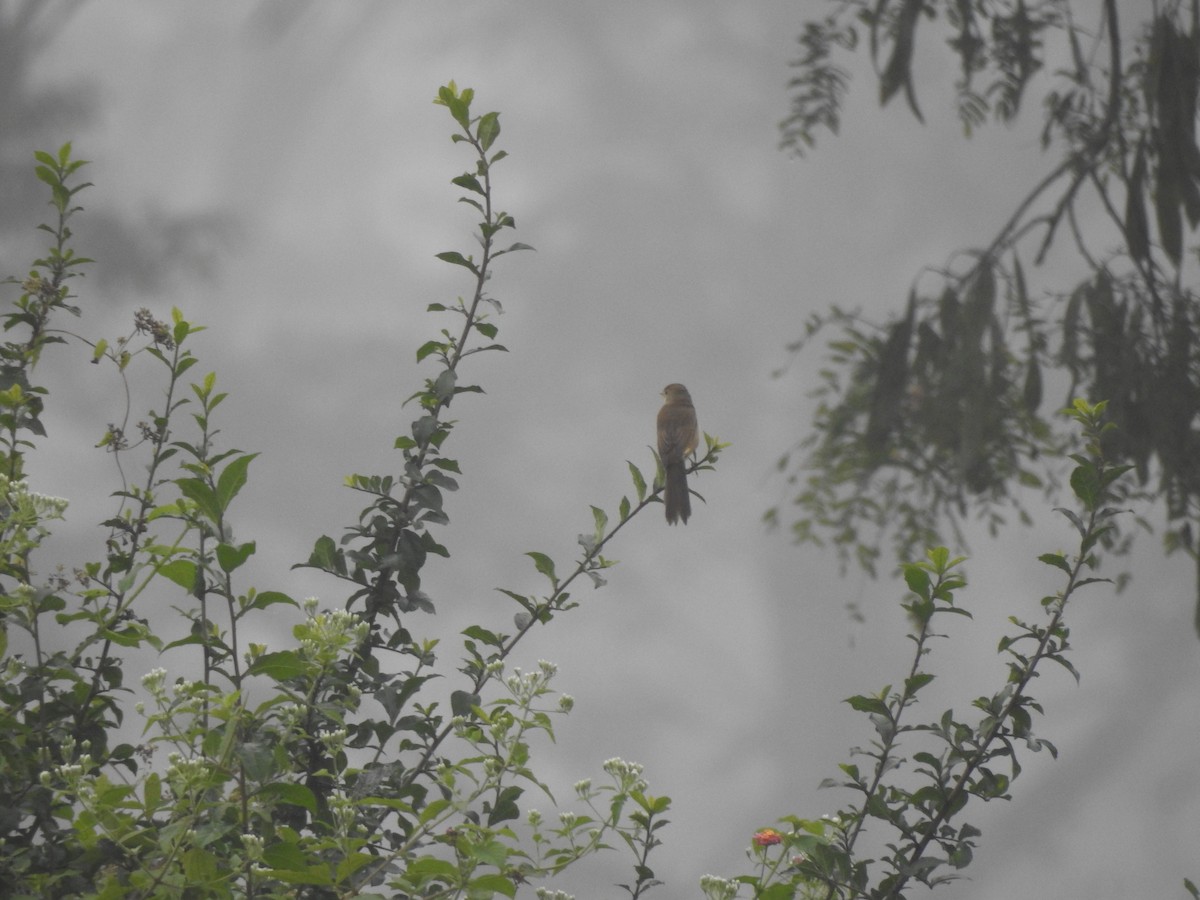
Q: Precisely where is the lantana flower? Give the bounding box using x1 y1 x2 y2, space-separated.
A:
752 828 783 847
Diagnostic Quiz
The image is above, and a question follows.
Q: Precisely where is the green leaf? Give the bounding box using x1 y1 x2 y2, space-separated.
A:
1125 139 1151 264
176 477 222 524
216 540 256 573
902 563 930 598
845 694 889 715
172 313 195 348
1038 553 1071 574
439 91 471 129
249 650 308 681
478 111 501 151
416 339 446 362
452 173 485 194
1054 506 1085 536
336 853 377 882
436 250 478 273
246 590 296 611
627 460 648 501
1154 153 1184 268
459 195 485 214
451 690 481 717
526 551 557 583
182 848 219 884
259 782 319 814
259 840 310 870
304 535 344 574
468 874 516 897
904 672 934 695
143 771 162 813
34 165 59 189
431 456 462 473
407 855 458 879
462 625 502 647
591 505 608 538
216 452 258 513
878 0 925 122
760 884 798 900
498 588 534 612
158 559 198 591
433 369 456 403
1068 462 1102 508
102 628 143 648
486 785 522 825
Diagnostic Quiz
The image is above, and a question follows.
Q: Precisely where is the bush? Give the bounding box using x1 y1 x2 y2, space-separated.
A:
0 84 723 900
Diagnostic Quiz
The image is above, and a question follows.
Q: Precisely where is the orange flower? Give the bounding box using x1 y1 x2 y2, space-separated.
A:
752 828 783 847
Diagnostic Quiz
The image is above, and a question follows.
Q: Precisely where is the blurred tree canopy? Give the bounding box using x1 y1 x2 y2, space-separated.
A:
773 0 1200 633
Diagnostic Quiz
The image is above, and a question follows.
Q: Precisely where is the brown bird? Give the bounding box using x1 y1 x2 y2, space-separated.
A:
657 383 699 525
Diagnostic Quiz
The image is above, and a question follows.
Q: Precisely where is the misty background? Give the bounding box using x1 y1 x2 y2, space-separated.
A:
3 2 1197 897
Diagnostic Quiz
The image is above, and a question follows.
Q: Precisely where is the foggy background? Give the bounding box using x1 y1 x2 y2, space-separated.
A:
4 2 1197 897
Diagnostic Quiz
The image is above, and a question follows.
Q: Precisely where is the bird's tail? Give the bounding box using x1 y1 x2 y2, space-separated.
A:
664 462 690 525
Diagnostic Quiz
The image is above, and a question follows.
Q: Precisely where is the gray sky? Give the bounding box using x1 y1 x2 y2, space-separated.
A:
8 2 1199 897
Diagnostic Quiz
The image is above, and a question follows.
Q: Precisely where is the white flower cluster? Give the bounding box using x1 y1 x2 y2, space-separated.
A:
699 874 739 900
602 757 647 793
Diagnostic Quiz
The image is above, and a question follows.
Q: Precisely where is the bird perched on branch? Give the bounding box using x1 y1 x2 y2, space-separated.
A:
657 383 698 525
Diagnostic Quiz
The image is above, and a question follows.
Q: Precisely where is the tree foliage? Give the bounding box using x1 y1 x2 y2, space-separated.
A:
0 44 1190 900
774 0 1200 633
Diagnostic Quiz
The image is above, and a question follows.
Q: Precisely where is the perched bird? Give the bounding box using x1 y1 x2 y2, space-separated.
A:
657 383 699 525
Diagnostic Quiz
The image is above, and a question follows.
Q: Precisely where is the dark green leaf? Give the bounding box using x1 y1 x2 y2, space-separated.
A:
878 0 925 122
1126 139 1151 264
246 590 296 611
1069 464 1101 508
434 369 456 403
1038 553 1071 573
435 250 478 273
904 672 934 695
845 694 888 715
462 625 503 647
902 563 931 598
451 690 481 717
452 173 484 194
486 784 522 825
249 651 307 681
216 541 256 573
176 477 222 524
303 535 344 574
214 453 257 513
416 340 446 362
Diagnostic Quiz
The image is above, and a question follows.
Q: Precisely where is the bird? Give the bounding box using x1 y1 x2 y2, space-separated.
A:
657 383 698 525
